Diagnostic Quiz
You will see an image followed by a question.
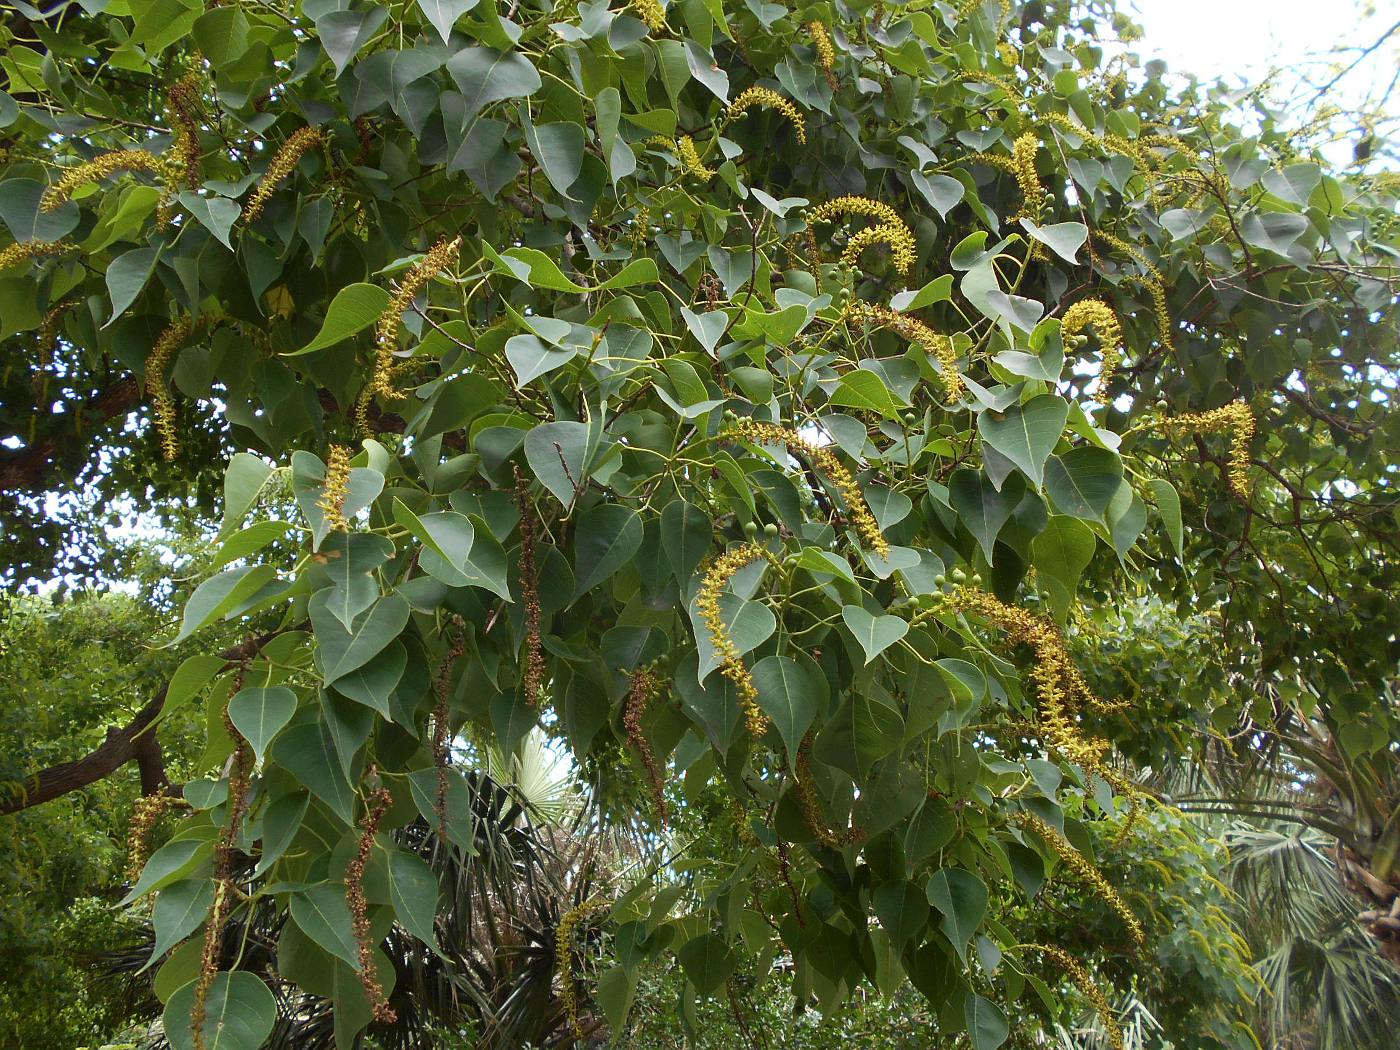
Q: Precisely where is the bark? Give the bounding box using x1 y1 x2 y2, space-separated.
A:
0 629 281 816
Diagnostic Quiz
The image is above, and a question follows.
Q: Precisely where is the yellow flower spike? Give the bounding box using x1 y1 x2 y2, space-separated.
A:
697 543 776 739
805 21 838 90
146 315 193 462
728 86 806 145
241 126 327 224
1093 230 1176 353
726 419 889 557
942 587 1144 837
1020 943 1126 1050
1015 812 1146 948
845 300 963 401
840 222 916 275
41 150 166 211
1160 400 1256 498
317 445 353 531
795 731 864 848
556 898 604 1039
807 196 918 277
675 135 715 179
356 235 462 434
1061 299 1125 404
0 240 71 270
166 71 203 190
630 0 666 32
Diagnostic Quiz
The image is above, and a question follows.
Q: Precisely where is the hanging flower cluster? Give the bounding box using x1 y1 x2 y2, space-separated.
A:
727 86 806 144
1061 299 1125 404
1014 812 1146 948
317 445 353 531
241 126 326 224
845 300 964 401
1161 400 1256 498
807 195 917 275
697 543 774 739
146 316 193 462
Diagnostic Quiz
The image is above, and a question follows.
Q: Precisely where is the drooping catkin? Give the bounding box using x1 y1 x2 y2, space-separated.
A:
845 300 963 400
515 467 546 707
807 196 916 275
1093 229 1175 354
346 774 396 1023
727 87 806 144
0 240 71 270
1014 812 1145 948
697 544 773 740
192 683 253 1050
624 667 667 826
1022 943 1126 1050
1160 400 1255 498
968 133 1042 222
556 898 602 1038
166 72 203 191
357 236 462 434
41 150 166 211
805 21 838 90
147 316 193 462
794 732 863 848
126 790 189 882
241 126 326 224
1061 300 1124 404
725 418 888 557
317 445 352 531
433 619 466 842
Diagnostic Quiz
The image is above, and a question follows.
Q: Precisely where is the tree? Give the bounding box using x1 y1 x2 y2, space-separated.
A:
1 0 1396 1047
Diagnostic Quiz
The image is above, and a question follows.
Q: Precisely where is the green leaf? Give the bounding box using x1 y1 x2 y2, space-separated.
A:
926 868 988 963
572 503 643 600
393 501 475 583
227 686 297 763
1018 219 1087 264
165 972 275 1050
976 394 1068 488
684 41 730 102
661 499 712 582
209 520 291 572
830 370 909 419
105 246 158 323
168 565 277 645
949 468 1023 562
387 848 443 954
218 453 273 539
313 594 411 684
272 723 356 824
841 605 909 665
873 880 930 949
162 654 227 719
1044 447 1122 522
677 933 737 994
681 306 728 354
525 421 592 509
147 878 214 969
890 274 954 311
178 192 240 250
751 655 822 755
521 117 585 200
191 7 249 70
1031 515 1095 618
964 993 1010 1050
693 593 777 683
290 884 361 968
417 0 480 43
1148 478 1183 557
910 171 965 220
445 47 542 120
597 964 638 1031
289 283 391 355
123 834 213 904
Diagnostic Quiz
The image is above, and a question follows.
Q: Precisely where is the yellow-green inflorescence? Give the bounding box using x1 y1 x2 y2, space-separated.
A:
1015 812 1146 949
241 126 327 224
1021 942 1126 1050
727 86 806 144
556 898 603 1039
805 21 838 89
0 239 71 270
674 135 714 179
845 300 963 401
41 150 167 211
1061 299 1124 404
146 315 193 462
630 0 666 33
1161 400 1256 498
697 543 775 740
725 418 888 557
357 236 462 434
317 445 353 531
806 195 917 275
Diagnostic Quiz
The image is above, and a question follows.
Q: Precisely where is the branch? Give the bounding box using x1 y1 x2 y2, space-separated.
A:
0 629 281 815
1307 18 1400 105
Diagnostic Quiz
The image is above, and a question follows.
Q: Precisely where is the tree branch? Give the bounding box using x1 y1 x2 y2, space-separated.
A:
0 629 282 815
0 376 140 492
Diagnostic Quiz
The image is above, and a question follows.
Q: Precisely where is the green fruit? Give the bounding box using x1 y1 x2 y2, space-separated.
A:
934 574 947 586
763 523 779 538
950 568 966 583
744 520 758 537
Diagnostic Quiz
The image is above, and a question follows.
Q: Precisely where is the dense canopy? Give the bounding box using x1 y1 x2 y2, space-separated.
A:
1 0 1397 1047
